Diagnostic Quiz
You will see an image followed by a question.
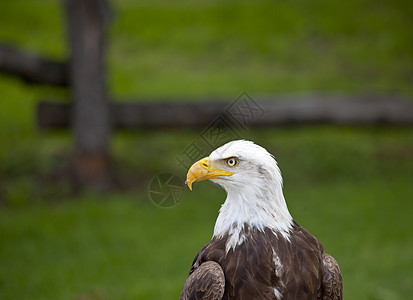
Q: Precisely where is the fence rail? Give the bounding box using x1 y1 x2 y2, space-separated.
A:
38 95 413 129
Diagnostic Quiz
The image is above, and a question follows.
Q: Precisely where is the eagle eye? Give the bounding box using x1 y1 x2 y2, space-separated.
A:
225 157 238 167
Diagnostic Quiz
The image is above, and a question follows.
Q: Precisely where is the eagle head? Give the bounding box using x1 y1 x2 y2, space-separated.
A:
186 139 292 243
186 140 282 193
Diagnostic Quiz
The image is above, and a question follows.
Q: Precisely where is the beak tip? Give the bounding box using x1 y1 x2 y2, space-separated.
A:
185 180 193 191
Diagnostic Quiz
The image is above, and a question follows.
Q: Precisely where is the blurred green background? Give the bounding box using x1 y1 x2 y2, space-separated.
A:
1 0 413 299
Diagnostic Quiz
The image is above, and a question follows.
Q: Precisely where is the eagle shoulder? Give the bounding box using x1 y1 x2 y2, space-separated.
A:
180 261 225 300
321 253 343 300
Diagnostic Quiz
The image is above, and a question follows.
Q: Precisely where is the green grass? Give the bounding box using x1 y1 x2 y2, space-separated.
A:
1 128 413 299
108 0 413 97
0 175 412 299
1 0 413 299
1 0 413 98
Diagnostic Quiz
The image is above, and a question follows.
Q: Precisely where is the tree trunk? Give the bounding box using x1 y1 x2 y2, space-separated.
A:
64 0 112 191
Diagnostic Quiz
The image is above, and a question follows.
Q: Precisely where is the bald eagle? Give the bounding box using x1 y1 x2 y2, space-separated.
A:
181 140 343 300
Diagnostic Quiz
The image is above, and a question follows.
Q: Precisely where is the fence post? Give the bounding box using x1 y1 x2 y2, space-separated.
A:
64 0 113 191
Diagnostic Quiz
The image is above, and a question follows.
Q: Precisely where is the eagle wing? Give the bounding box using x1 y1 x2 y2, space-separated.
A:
180 261 225 300
321 253 343 300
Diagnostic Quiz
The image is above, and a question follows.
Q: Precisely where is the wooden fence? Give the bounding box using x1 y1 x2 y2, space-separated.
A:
1 0 412 191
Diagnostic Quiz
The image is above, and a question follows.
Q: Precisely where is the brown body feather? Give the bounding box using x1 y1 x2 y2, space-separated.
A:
180 222 342 300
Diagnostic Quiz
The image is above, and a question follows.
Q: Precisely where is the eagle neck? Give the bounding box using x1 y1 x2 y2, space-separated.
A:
213 182 293 252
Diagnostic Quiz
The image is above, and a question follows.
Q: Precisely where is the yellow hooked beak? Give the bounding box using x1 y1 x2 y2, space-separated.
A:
185 157 234 190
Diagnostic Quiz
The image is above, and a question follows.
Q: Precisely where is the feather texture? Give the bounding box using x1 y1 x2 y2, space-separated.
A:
180 261 225 300
181 223 343 299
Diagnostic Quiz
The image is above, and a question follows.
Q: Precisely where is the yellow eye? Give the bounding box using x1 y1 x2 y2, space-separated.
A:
225 157 238 167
